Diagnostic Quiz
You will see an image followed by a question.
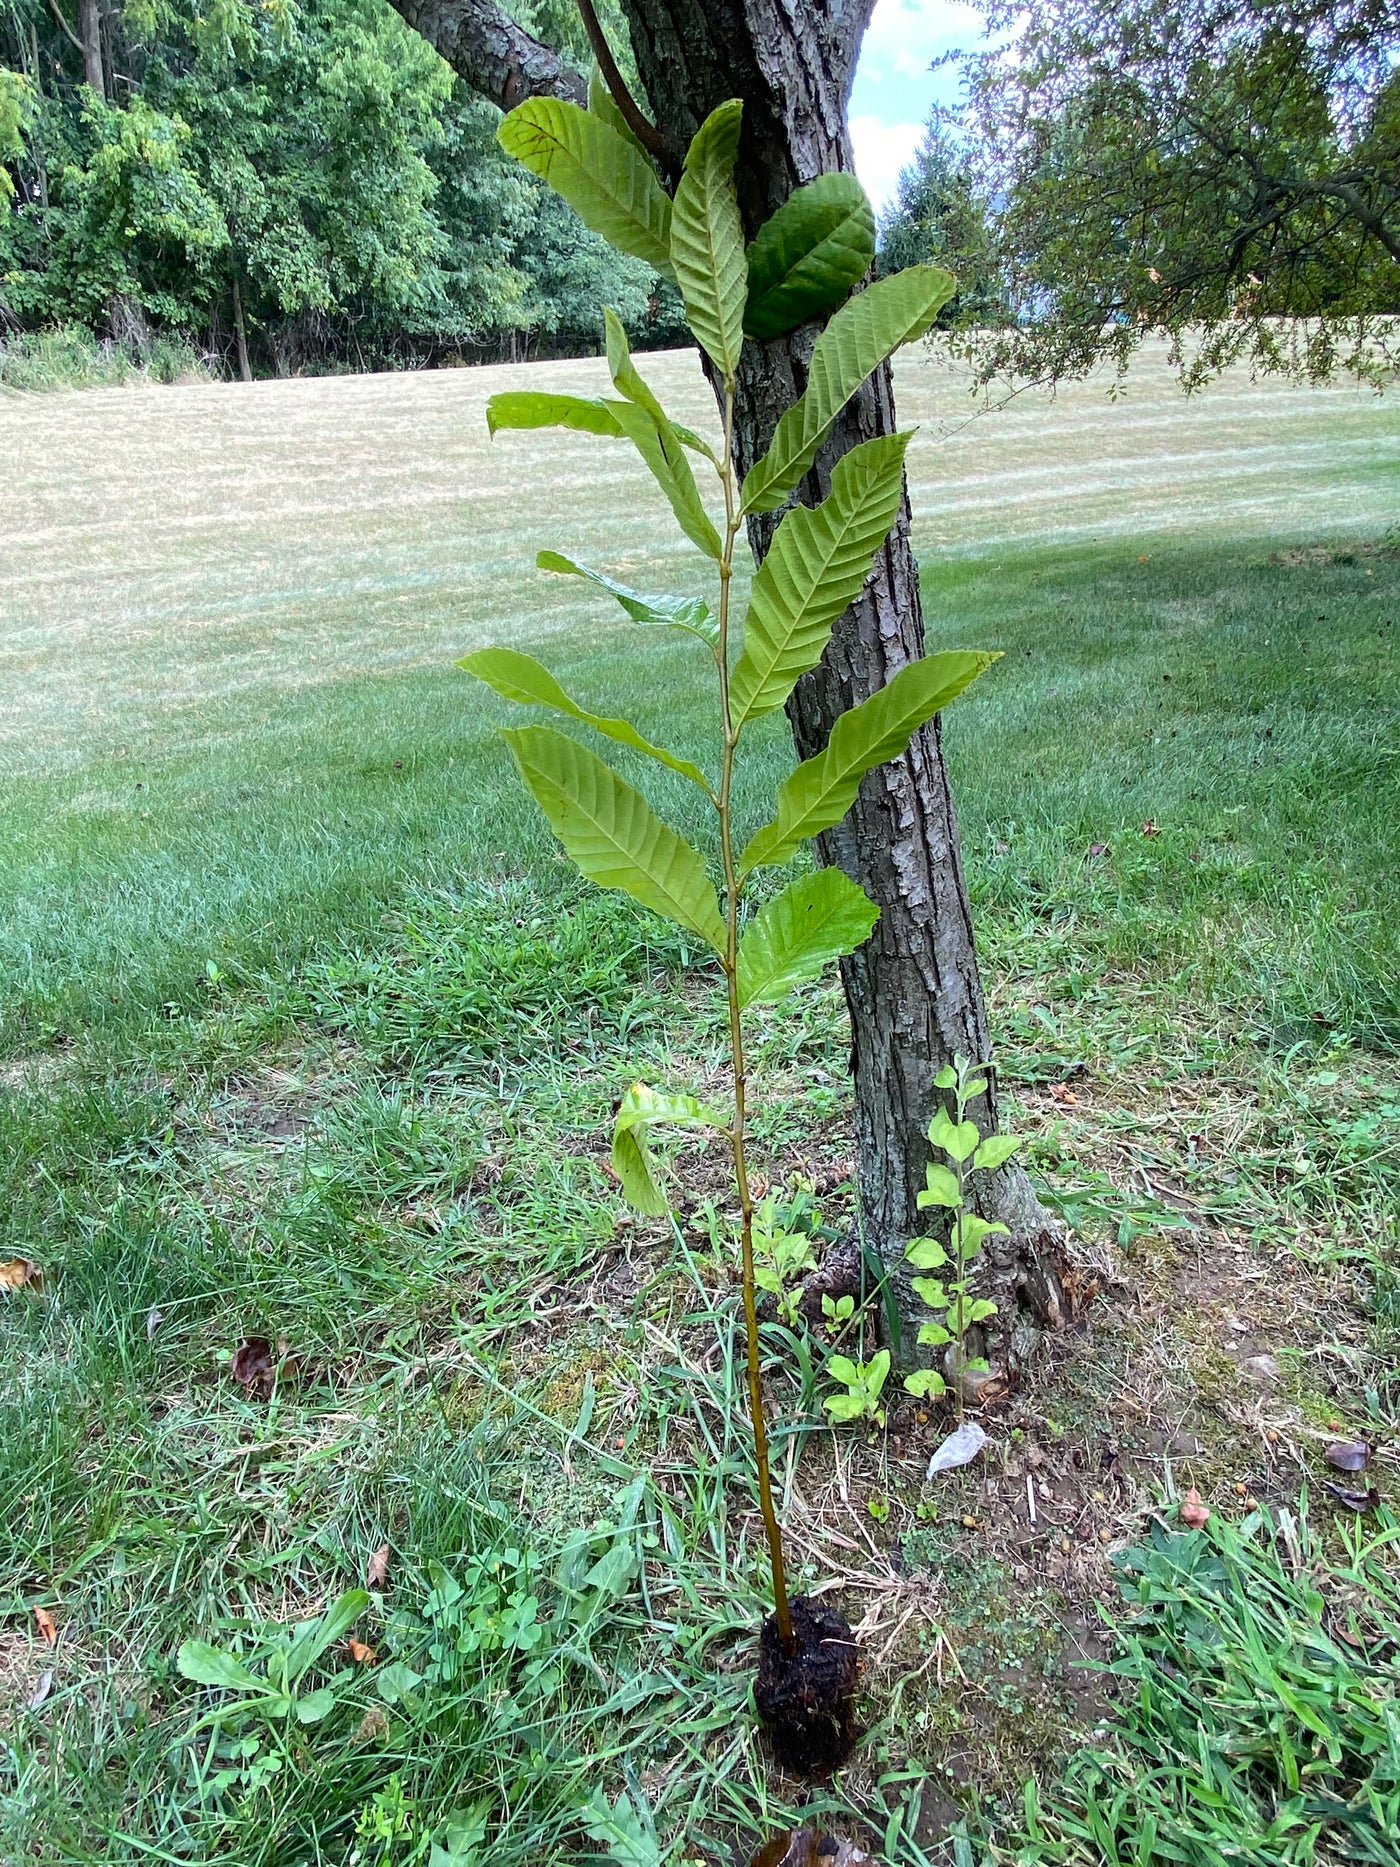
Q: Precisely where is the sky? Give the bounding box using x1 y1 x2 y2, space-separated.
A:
848 0 981 218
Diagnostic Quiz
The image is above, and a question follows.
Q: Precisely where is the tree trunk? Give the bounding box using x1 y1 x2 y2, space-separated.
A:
617 1 1066 1372
231 277 252 384
383 0 1068 1374
79 0 103 94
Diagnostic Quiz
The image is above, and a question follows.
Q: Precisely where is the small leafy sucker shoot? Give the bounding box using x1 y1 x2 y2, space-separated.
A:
463 90 995 1775
904 1055 1024 1419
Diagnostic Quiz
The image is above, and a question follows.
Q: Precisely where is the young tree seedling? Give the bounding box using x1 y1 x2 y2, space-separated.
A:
462 90 995 1761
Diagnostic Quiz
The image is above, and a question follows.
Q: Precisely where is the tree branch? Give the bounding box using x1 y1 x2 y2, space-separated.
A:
574 0 672 169
387 0 585 109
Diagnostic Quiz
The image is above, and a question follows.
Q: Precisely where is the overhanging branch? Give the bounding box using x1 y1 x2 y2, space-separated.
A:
388 0 585 109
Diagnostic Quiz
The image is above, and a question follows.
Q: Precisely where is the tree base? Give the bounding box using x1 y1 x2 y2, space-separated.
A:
754 1595 860 1776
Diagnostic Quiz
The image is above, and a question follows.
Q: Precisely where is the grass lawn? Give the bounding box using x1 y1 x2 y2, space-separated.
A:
1 346 1398 1865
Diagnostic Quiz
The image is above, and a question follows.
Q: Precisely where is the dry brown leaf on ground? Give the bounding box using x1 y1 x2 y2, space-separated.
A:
346 1639 377 1665
750 1833 876 1867
366 1545 390 1589
32 1606 56 1646
1180 1488 1211 1529
1325 1441 1370 1473
230 1335 298 1400
0 1258 43 1292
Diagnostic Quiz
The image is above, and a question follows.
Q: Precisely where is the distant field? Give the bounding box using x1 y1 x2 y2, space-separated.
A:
4 342 1396 773
1 345 1397 1051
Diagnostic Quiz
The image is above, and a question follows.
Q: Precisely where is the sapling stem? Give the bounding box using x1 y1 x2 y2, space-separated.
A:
713 375 794 1654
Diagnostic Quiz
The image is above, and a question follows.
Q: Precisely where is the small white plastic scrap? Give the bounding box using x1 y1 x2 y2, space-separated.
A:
926 1420 989 1478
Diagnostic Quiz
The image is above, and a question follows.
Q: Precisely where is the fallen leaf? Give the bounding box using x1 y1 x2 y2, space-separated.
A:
750 1830 817 1867
346 1639 377 1665
1325 1441 1370 1474
27 1670 54 1709
0 1257 43 1292
1141 819 1161 836
1048 1083 1079 1106
33 1606 57 1645
750 1832 875 1867
146 1307 163 1340
354 1705 390 1743
927 1420 989 1477
1323 1481 1379 1513
366 1544 390 1590
230 1335 297 1400
1180 1488 1210 1529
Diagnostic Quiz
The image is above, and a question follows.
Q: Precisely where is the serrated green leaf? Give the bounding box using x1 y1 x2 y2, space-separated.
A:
588 62 645 156
973 1132 1023 1172
743 265 955 513
177 1641 263 1693
905 1236 948 1270
603 311 722 560
503 726 725 951
741 651 996 870
486 391 624 440
744 172 876 341
536 551 718 646
460 647 709 790
918 1163 962 1208
671 100 747 376
930 1108 982 1162
729 431 912 727
612 1082 724 1215
736 868 878 1008
580 1789 660 1867
498 98 673 274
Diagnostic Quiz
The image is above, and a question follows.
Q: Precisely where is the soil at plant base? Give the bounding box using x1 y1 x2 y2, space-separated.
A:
754 1595 860 1777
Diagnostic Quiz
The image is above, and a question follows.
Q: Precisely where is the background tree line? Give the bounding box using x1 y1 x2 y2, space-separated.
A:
2 0 1395 384
0 0 685 375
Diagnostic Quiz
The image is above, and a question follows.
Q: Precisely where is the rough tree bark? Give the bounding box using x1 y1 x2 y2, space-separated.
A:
79 0 104 94
386 0 1068 1371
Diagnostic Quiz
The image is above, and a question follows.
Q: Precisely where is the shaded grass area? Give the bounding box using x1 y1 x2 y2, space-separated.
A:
4 532 1397 1055
2 528 1399 1863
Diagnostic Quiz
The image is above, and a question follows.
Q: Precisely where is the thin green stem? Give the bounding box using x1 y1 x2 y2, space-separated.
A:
713 376 794 1653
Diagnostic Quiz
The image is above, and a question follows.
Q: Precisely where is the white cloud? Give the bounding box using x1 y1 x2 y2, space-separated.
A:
849 115 925 216
848 0 978 206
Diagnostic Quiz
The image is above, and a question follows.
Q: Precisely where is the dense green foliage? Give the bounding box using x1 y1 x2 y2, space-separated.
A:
952 0 1400 388
875 121 1006 330
0 0 680 374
